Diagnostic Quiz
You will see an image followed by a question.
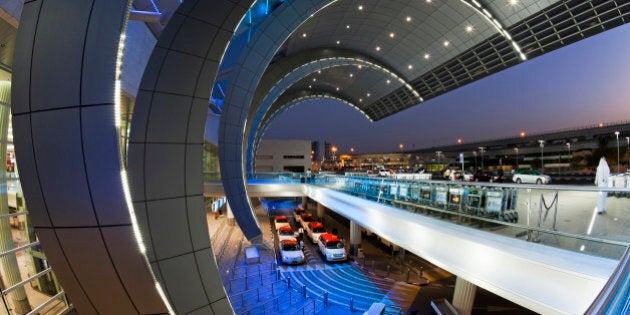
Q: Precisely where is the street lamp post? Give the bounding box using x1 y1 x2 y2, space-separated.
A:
514 147 519 170
626 137 630 172
566 143 571 171
473 151 477 171
615 131 620 173
538 140 545 173
436 151 442 170
478 147 485 171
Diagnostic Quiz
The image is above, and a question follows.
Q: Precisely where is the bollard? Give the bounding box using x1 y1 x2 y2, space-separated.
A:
386 265 391 278
406 267 411 282
287 276 291 289
302 284 307 298
323 291 329 306
277 269 281 281
349 297 354 311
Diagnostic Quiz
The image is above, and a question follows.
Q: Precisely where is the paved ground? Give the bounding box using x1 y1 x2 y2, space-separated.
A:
210 198 539 314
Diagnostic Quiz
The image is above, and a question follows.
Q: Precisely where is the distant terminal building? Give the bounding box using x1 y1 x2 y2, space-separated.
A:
255 139 312 173
349 121 630 174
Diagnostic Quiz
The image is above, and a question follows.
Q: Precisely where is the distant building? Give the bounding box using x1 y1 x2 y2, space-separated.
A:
324 141 332 161
255 139 312 173
311 141 319 161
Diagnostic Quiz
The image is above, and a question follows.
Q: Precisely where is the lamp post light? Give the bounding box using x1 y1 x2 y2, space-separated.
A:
514 147 519 170
566 142 571 170
436 151 442 169
478 147 485 171
399 143 404 152
614 131 620 173
626 137 630 172
538 140 545 173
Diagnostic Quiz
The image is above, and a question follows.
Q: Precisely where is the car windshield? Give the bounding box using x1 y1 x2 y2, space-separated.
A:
282 244 300 251
313 227 325 233
326 241 344 249
279 230 293 236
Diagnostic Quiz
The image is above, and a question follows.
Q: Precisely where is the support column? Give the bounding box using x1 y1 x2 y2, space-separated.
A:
317 203 325 224
452 277 477 315
227 202 235 226
349 221 362 258
0 84 30 314
301 196 308 210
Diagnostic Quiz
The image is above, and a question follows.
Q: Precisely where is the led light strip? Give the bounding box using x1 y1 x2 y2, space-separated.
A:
461 0 527 60
117 2 175 313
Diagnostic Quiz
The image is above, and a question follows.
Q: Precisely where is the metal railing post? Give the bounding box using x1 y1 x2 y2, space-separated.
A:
302 284 307 298
287 276 291 289
349 297 354 311
324 291 329 306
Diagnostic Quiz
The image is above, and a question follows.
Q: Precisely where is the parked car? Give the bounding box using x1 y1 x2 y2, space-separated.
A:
512 169 551 184
299 213 315 231
277 225 296 242
274 215 290 230
317 233 347 262
306 222 326 243
449 170 473 181
279 239 305 265
473 171 504 182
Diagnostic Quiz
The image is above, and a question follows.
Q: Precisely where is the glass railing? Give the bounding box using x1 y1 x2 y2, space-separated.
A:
309 174 629 260
205 172 629 259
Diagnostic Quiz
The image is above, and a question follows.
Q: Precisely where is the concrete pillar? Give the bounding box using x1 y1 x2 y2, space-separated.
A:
0 84 30 314
349 221 362 258
227 202 235 226
301 196 308 210
452 277 477 315
317 203 325 222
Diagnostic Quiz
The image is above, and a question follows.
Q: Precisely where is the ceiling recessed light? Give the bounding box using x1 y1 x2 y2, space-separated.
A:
386 79 391 84
349 73 353 77
358 65 363 69
389 32 395 38
336 87 340 91
317 70 321 74
424 53 430 59
465 25 474 33
336 40 340 44
309 85 312 89
312 78 317 82
358 5 363 10
443 40 450 47
405 16 412 22
426 0 432 3
359 98 363 102
375 46 381 51
302 33 307 38
408 64 413 70
509 0 519 6
367 93 371 97
346 25 350 29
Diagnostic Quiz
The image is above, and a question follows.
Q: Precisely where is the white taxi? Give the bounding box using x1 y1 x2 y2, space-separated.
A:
317 233 346 262
307 222 326 244
277 225 296 242
274 215 290 230
279 239 305 265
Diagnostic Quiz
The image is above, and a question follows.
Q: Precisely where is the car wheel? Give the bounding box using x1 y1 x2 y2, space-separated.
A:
536 178 542 185
516 178 522 184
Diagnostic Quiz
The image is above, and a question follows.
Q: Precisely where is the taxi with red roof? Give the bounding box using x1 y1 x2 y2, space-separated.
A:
279 239 305 265
317 233 347 262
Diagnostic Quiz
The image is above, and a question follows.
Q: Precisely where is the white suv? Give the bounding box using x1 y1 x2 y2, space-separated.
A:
317 233 347 262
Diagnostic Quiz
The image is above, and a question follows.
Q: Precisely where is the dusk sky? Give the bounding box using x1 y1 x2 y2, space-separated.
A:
263 23 630 154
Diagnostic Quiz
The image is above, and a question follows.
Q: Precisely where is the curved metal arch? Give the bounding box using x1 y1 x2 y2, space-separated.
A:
459 0 526 60
245 55 411 172
252 90 367 170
